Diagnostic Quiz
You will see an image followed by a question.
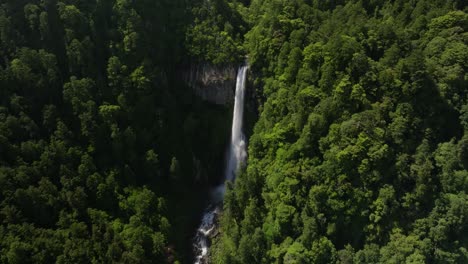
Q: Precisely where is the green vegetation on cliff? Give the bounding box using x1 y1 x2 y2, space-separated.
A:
213 0 468 263
0 0 232 262
1 0 468 263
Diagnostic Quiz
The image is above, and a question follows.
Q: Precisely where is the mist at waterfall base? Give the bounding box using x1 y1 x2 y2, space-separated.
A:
193 66 248 264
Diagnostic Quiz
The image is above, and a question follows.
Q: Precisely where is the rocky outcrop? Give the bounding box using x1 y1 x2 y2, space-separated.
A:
184 63 237 105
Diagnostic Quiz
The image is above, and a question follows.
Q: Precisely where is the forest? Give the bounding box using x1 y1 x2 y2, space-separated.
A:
1 0 467 263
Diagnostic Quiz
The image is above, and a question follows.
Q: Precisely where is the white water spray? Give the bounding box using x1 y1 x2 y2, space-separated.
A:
193 66 248 264
225 66 248 183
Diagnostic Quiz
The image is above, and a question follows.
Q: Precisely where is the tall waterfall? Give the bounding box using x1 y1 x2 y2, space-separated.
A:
193 66 248 264
225 66 248 182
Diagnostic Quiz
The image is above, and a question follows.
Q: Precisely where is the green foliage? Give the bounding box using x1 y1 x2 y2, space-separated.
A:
213 0 468 263
186 0 247 64
0 0 233 263
1 0 467 263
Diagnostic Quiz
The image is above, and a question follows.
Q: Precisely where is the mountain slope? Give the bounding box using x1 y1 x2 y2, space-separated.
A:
213 1 468 263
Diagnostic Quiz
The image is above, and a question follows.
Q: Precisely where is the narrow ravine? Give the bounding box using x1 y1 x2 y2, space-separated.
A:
193 66 248 264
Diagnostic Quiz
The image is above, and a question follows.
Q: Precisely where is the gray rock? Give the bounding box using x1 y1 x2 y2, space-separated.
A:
184 63 237 105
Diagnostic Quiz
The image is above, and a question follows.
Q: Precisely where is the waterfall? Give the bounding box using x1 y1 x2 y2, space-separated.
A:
225 66 248 182
193 66 248 264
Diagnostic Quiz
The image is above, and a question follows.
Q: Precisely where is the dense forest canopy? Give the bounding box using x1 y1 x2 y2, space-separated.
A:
0 0 233 263
210 0 468 263
1 0 467 263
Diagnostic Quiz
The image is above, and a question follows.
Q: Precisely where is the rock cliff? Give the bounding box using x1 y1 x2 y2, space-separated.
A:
184 63 237 105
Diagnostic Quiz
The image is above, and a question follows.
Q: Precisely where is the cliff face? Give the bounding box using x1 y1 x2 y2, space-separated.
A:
184 64 237 105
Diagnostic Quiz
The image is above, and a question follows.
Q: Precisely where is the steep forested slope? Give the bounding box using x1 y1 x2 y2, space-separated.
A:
213 0 468 263
1 0 467 263
0 0 234 263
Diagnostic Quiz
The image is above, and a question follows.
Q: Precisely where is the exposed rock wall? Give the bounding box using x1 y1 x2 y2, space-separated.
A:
184 63 237 105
